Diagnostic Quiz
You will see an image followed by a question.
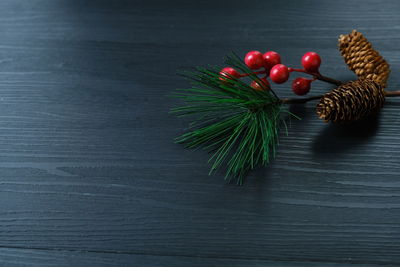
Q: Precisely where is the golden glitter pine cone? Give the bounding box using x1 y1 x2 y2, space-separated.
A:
339 30 390 88
316 79 385 123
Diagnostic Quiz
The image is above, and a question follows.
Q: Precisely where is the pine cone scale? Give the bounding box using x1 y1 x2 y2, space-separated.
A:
316 79 384 123
339 30 390 87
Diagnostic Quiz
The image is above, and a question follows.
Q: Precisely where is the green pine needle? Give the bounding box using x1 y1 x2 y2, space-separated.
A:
171 53 298 184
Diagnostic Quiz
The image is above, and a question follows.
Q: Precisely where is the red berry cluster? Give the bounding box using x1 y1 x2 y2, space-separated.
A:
219 51 322 96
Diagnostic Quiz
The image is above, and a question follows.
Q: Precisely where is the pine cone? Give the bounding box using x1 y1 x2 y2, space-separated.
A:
339 30 390 88
316 79 385 123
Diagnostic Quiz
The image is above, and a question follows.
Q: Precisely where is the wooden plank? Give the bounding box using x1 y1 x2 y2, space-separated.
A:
0 0 399 265
0 248 387 267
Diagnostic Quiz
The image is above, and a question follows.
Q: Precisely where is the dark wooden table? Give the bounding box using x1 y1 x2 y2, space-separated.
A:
0 0 399 266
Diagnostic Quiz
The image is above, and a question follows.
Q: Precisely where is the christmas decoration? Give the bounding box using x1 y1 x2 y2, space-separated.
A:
301 52 321 73
339 30 390 87
263 51 281 69
270 64 290 84
292 77 313 96
251 77 270 91
245 51 265 70
172 30 400 184
316 79 385 123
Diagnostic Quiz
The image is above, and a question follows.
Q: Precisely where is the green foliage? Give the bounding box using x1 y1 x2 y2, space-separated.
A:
171 54 297 184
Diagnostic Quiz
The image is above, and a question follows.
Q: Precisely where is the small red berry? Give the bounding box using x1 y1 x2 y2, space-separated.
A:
244 51 264 70
292 77 312 95
251 77 270 91
301 52 321 73
269 64 290 84
219 67 241 81
263 51 281 69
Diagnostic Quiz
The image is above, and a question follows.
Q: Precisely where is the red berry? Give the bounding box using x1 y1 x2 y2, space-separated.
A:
269 64 290 84
244 51 264 70
219 67 241 81
301 52 321 73
263 51 281 69
251 77 270 91
292 77 312 95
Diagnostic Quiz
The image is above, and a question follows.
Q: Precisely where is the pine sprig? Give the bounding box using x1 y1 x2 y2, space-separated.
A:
171 54 297 184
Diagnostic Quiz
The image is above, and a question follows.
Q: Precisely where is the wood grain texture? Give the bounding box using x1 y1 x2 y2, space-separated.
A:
0 248 383 267
0 0 400 266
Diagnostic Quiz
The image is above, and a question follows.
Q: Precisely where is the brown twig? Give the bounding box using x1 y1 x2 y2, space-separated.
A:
313 73 343 86
385 90 400 97
281 90 400 105
281 94 324 104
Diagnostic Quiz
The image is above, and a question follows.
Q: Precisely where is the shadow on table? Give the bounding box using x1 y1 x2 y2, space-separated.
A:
288 103 312 121
311 112 381 157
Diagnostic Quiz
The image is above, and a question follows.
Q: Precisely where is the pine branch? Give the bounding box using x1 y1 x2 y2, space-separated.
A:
171 54 297 184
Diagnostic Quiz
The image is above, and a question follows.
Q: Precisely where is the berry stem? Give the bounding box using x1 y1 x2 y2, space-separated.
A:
288 68 306 73
288 68 342 86
313 73 342 86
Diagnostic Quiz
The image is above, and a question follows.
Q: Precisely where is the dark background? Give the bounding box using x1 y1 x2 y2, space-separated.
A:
0 0 399 266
